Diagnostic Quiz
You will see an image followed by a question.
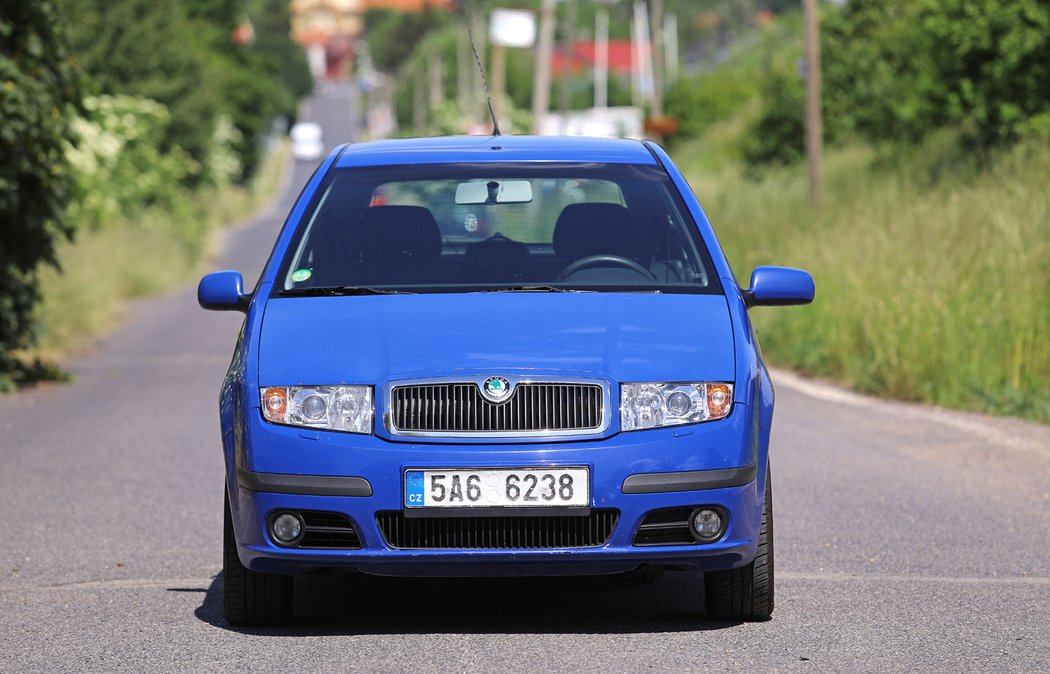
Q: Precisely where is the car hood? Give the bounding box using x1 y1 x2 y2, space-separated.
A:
258 293 735 385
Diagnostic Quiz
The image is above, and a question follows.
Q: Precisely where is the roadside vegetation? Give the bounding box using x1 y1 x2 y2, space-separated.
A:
685 136 1050 422
32 134 288 359
668 0 1050 421
0 0 310 389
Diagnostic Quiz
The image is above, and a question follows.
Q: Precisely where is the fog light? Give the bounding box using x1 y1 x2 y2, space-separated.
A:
272 513 303 544
692 509 723 541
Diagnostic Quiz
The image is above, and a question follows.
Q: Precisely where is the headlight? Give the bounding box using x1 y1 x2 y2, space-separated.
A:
620 382 733 431
260 386 373 434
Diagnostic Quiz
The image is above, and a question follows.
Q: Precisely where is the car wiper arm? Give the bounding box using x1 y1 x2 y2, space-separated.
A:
480 285 595 293
278 285 413 296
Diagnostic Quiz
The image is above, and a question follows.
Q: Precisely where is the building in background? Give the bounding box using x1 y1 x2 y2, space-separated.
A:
362 0 452 9
290 0 452 79
290 0 363 79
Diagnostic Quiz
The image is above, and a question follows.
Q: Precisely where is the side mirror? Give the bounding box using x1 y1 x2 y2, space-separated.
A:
198 270 250 312
744 266 814 308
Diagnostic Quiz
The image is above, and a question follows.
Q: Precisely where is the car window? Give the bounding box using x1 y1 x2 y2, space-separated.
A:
276 162 720 294
373 178 624 244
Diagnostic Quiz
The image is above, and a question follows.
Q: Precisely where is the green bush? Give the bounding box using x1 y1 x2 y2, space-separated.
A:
740 70 804 169
60 0 311 184
60 0 219 183
680 135 1050 422
822 0 1050 148
665 70 756 143
0 1 81 390
65 96 200 227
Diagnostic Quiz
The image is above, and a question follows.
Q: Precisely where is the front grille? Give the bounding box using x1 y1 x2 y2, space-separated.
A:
633 507 697 546
389 381 604 435
376 510 618 549
299 511 361 549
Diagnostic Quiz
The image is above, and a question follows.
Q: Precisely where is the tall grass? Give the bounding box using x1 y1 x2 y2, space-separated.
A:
681 132 1050 422
29 141 289 359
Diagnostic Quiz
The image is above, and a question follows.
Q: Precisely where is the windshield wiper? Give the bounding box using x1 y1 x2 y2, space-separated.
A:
278 285 413 296
480 285 595 293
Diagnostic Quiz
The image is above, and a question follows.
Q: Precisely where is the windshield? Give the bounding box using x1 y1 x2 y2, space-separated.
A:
275 162 721 294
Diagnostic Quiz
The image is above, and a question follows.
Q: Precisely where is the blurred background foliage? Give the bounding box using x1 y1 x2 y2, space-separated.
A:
60 0 312 184
2 0 1048 420
0 2 81 390
0 0 310 388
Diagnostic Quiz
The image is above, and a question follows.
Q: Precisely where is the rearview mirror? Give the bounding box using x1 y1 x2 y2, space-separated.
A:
455 180 533 205
198 270 250 312
745 266 814 308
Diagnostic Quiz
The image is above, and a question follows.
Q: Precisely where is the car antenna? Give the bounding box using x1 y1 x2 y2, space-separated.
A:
467 25 502 136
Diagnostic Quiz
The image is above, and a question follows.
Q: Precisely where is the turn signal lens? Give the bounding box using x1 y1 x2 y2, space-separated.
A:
262 387 288 422
707 383 732 419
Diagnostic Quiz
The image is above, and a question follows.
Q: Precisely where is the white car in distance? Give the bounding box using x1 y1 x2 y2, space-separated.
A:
290 122 324 161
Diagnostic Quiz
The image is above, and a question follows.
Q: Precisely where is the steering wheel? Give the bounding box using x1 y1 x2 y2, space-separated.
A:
557 255 657 282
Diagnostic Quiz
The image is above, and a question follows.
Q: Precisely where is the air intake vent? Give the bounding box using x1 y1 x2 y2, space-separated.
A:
389 381 604 436
299 511 361 549
376 510 618 549
633 507 698 546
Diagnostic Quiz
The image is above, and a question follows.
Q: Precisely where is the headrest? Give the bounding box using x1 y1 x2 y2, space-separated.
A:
553 203 641 260
355 205 442 264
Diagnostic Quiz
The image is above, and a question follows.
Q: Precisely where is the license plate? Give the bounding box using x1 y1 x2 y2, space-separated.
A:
404 467 590 509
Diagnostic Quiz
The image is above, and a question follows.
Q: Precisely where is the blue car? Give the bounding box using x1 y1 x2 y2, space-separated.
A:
198 135 814 626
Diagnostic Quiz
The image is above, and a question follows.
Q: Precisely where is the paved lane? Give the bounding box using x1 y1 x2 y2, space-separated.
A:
1 88 1048 672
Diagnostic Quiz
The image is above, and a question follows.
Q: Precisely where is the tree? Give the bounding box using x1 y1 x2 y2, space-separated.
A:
922 0 1050 146
0 2 81 388
823 0 1050 148
60 0 219 183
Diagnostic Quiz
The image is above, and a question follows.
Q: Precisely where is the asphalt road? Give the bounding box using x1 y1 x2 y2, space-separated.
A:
1 88 1048 673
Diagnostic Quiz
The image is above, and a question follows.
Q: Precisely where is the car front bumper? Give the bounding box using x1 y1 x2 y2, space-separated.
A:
226 404 768 576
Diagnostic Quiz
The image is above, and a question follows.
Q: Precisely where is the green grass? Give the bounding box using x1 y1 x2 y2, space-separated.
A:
28 140 289 361
679 132 1050 422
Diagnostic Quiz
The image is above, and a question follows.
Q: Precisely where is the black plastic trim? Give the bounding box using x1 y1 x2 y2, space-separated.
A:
633 505 728 546
238 468 373 496
377 509 619 550
621 464 756 494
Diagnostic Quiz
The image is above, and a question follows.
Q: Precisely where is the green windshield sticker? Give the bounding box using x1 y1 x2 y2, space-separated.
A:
290 268 312 283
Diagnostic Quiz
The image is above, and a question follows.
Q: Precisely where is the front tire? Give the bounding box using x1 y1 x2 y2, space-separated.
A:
223 490 293 626
703 466 774 621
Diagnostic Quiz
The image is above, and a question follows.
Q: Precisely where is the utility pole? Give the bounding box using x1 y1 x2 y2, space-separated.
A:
803 0 823 205
456 18 470 119
664 12 678 84
594 6 609 108
532 0 557 134
632 1 653 108
413 70 427 134
471 7 488 125
650 0 665 120
559 0 578 125
492 41 506 120
429 44 445 108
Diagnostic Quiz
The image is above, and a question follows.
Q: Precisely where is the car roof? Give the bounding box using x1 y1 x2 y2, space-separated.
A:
333 135 658 168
